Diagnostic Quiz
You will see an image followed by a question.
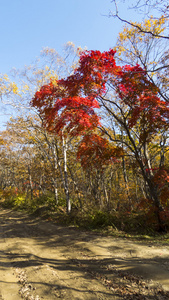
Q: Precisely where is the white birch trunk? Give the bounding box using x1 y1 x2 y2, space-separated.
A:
62 134 71 213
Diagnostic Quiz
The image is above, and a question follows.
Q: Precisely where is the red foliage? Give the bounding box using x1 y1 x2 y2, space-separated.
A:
32 49 169 140
153 167 169 188
159 209 169 227
32 49 117 136
77 133 123 170
31 48 169 173
33 88 100 135
64 49 117 97
115 65 169 141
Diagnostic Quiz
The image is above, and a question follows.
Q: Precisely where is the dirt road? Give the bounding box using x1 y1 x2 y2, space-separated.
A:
0 208 169 299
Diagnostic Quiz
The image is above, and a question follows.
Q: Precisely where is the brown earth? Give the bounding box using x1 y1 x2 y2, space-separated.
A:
0 208 169 299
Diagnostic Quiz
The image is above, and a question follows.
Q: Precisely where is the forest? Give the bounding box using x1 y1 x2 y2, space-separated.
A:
0 0 169 234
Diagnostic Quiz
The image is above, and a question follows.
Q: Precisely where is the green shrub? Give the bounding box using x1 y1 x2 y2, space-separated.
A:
13 195 27 209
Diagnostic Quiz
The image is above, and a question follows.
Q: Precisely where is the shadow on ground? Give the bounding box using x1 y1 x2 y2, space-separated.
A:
0 208 169 299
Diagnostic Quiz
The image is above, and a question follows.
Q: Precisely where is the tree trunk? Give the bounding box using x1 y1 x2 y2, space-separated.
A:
52 178 59 205
62 135 71 214
137 155 165 231
28 165 33 201
68 165 83 209
52 141 59 205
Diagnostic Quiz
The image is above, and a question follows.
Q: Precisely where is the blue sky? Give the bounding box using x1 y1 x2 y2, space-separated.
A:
0 0 137 74
0 0 140 128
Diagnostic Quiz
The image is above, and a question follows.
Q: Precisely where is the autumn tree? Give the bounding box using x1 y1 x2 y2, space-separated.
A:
0 43 85 212
114 16 169 183
32 48 169 230
32 81 101 212
111 0 169 40
76 132 123 207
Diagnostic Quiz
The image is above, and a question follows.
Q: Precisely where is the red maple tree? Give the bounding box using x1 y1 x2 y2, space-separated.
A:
32 48 169 230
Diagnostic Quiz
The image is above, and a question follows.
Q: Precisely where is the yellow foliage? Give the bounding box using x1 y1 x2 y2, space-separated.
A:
0 137 4 145
10 82 19 94
118 15 167 45
0 75 19 96
115 14 168 70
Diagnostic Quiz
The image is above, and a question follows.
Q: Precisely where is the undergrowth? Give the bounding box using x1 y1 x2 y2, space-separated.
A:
0 189 169 242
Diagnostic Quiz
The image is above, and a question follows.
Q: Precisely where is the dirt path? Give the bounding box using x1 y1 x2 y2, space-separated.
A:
0 209 169 299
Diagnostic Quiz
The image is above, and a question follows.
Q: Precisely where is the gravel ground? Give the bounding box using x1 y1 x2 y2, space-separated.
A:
0 208 169 299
